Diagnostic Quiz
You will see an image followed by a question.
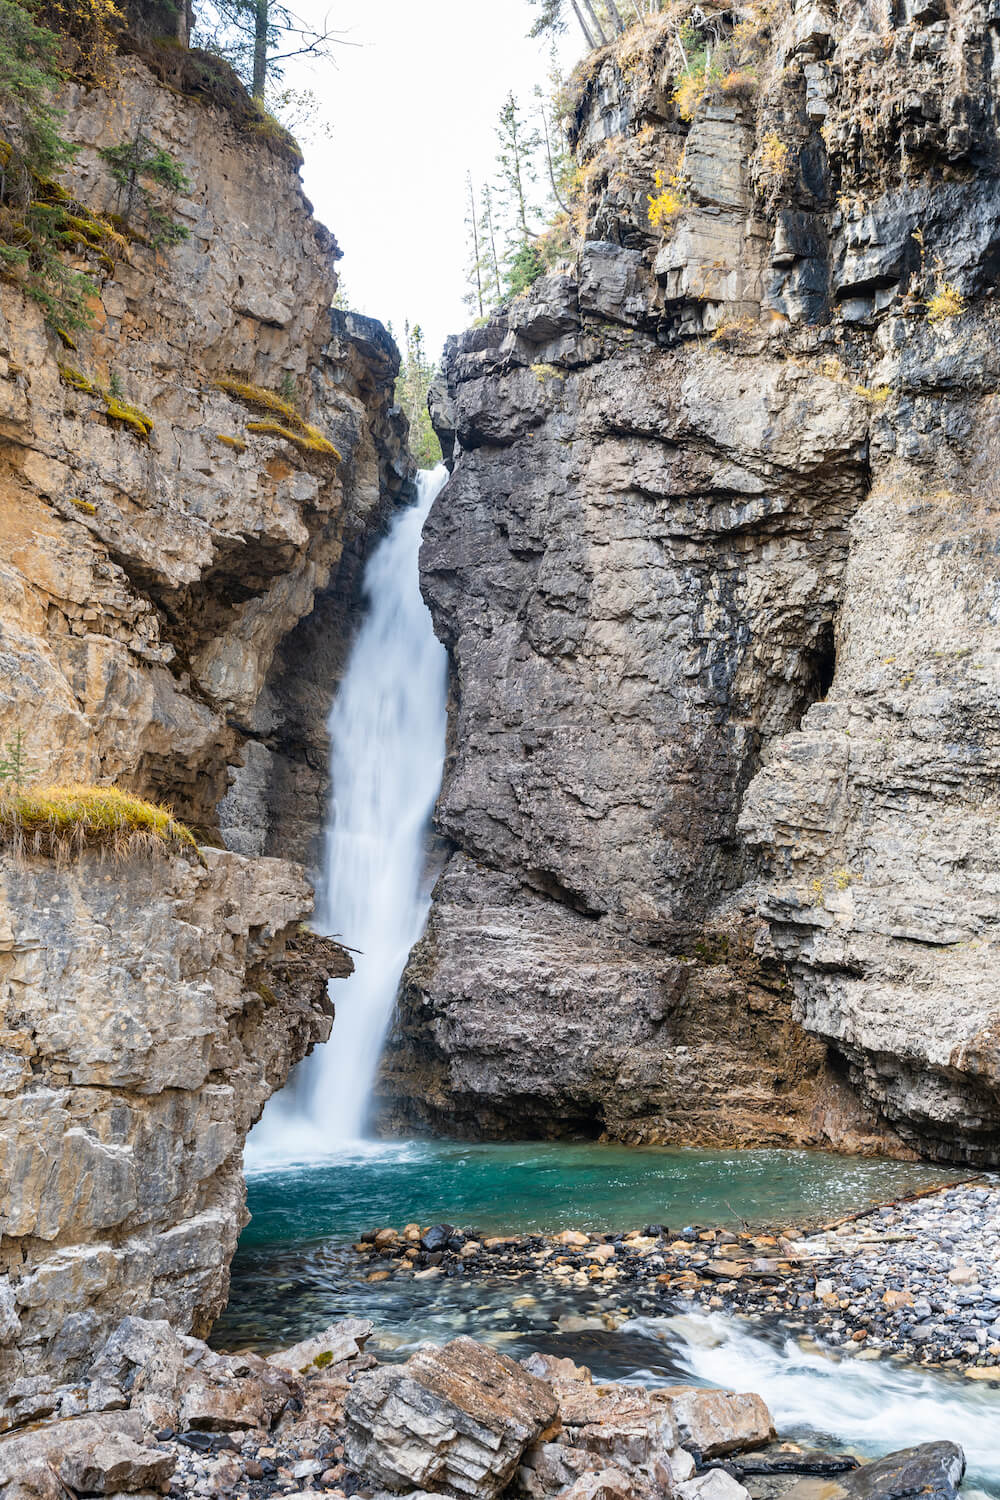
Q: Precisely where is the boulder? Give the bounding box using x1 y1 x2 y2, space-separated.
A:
343 1335 558 1496
59 1433 175 1493
2 1470 66 1500
0 1412 144 1484
554 1384 679 1469
679 1474 751 1500
268 1317 374 1375
842 1443 964 1500
659 1388 775 1457
521 1353 592 1385
559 1468 639 1500
518 1441 609 1500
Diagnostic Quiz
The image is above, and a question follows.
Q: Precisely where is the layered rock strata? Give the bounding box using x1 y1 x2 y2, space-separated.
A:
0 30 408 1395
381 0 1000 1161
0 846 350 1407
0 52 410 859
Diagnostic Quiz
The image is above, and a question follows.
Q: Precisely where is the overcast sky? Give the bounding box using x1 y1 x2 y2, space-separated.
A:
281 0 581 359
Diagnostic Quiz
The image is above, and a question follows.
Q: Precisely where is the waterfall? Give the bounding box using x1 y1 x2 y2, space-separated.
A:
248 465 449 1162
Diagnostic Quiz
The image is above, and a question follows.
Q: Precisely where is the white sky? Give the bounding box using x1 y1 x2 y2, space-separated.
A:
280 0 581 359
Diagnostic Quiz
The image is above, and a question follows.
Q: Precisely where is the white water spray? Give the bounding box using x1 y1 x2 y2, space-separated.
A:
248 466 449 1162
626 1312 1000 1492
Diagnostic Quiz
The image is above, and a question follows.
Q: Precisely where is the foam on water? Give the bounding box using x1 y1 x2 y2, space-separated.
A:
635 1311 1000 1491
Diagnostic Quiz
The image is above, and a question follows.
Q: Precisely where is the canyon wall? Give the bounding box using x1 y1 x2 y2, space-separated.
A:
0 47 410 863
0 30 409 1396
380 0 1000 1163
0 847 349 1422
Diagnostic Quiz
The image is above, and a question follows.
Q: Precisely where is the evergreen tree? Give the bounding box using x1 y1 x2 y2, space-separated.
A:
529 0 651 46
495 90 541 243
396 322 442 471
0 730 37 791
192 0 344 101
479 182 503 310
463 172 484 320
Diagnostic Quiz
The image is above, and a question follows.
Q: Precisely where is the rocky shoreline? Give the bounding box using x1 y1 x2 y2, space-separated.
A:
0 1310 968 1500
350 1180 1000 1375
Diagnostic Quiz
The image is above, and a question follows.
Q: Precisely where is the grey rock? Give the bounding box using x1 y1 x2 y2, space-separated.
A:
841 1442 964 1500
343 1336 558 1497
267 1317 374 1375
380 0 1000 1168
58 1434 175 1494
0 1412 143 1485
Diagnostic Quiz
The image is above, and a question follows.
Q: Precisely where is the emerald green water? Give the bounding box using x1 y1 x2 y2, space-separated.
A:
217 1142 1000 1493
236 1139 960 1250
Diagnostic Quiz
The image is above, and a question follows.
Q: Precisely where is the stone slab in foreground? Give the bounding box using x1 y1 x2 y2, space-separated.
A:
343 1335 559 1496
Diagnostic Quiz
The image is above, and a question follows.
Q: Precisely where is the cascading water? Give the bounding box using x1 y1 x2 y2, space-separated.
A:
248 465 449 1161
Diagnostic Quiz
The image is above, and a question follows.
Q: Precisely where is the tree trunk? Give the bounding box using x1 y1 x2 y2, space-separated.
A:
580 0 608 44
467 175 484 318
570 0 597 47
540 107 570 213
605 0 626 34
484 189 501 301
252 0 268 99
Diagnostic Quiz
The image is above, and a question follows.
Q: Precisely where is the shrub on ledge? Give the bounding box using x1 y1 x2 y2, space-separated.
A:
0 783 201 862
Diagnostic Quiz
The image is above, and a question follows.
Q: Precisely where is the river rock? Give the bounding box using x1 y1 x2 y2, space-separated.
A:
58 1433 175 1493
268 1317 374 1374
342 1336 558 1496
659 1389 775 1458
421 1226 456 1253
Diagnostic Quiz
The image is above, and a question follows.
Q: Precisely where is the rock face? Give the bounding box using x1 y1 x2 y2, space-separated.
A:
0 847 350 1408
0 51 410 860
381 0 1000 1162
0 31 407 1397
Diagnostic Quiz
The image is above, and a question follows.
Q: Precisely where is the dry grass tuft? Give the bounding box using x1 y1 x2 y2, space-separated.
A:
216 378 341 460
0 784 201 863
245 419 340 458
214 377 299 423
926 280 966 324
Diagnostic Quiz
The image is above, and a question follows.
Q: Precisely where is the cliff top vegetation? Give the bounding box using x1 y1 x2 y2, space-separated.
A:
0 782 201 861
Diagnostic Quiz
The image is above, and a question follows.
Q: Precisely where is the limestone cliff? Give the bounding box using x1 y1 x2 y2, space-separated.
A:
0 48 410 859
380 0 1000 1163
0 848 350 1420
0 25 409 1398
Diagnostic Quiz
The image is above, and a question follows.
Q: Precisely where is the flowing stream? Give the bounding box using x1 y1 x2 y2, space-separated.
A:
249 465 448 1160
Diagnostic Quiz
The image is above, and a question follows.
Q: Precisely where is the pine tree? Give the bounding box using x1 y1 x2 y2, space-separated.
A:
496 90 541 244
192 0 345 101
0 730 36 792
479 183 503 311
463 172 485 320
396 322 442 471
527 0 637 47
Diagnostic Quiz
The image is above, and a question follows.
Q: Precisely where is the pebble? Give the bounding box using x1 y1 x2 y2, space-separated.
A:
352 1179 1000 1373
